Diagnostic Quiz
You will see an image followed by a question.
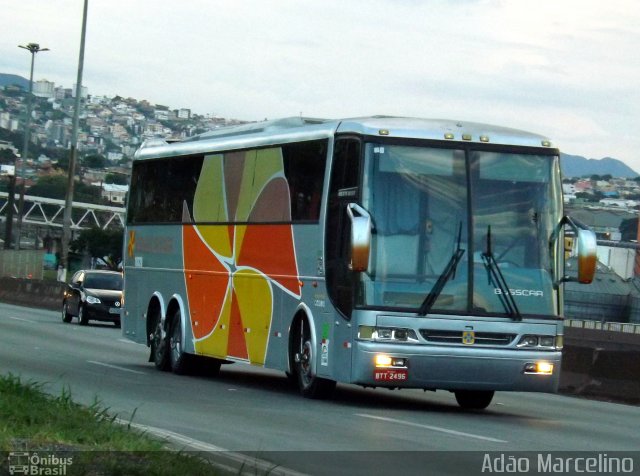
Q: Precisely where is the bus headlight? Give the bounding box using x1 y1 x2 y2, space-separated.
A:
358 326 419 343
516 335 559 350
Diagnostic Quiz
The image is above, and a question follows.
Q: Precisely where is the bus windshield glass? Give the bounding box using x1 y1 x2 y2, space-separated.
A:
359 142 562 317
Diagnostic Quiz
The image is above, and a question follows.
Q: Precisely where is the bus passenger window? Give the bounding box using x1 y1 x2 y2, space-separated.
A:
282 139 327 222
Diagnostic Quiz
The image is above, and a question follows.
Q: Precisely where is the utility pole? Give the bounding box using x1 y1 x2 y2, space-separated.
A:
61 0 88 282
3 168 16 249
11 43 49 249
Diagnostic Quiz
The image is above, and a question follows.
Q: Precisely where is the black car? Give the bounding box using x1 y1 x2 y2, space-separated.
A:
62 270 123 326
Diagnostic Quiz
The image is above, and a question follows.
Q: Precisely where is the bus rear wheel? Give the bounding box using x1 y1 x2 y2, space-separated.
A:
169 309 191 375
293 318 335 399
454 390 494 410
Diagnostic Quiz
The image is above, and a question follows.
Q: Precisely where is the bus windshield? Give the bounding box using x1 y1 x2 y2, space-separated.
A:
359 142 562 317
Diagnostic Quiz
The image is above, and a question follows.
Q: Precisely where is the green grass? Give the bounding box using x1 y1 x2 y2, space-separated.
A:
0 373 218 475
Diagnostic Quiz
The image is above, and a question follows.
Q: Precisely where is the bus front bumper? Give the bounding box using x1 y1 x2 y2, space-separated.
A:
352 341 561 392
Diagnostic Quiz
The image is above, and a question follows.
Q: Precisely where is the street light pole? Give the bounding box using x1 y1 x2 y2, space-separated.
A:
3 171 16 249
61 0 88 282
8 43 49 250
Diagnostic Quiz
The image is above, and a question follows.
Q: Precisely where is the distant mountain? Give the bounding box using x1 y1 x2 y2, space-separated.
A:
560 153 638 178
0 73 28 90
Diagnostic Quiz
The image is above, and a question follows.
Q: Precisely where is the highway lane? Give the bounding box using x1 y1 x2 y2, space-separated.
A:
1 302 639 474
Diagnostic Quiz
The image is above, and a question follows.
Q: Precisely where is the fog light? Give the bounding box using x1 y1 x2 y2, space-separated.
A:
375 354 393 367
524 361 554 375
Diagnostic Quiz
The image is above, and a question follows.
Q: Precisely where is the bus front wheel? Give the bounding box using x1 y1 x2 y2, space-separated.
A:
292 318 335 399
454 390 494 410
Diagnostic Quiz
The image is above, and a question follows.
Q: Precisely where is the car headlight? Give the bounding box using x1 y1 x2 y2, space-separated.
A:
85 295 101 304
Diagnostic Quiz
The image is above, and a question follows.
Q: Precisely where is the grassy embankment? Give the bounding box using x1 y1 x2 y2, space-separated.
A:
0 373 217 475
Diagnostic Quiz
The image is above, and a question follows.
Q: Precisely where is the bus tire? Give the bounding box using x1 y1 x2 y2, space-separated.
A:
169 308 191 375
151 317 170 371
454 390 494 410
293 318 336 399
193 355 222 377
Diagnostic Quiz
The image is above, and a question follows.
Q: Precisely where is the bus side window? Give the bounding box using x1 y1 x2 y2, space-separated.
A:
282 140 327 222
326 138 361 319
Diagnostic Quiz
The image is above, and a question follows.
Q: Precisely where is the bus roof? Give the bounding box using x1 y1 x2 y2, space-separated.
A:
134 116 556 160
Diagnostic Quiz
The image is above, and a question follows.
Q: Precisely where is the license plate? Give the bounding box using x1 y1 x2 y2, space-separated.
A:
374 369 408 381
109 308 122 315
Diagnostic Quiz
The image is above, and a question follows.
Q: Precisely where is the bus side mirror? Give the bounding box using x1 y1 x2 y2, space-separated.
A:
575 228 597 284
346 203 372 272
557 216 597 286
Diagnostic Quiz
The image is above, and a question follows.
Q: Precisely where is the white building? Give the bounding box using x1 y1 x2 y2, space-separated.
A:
72 84 89 99
101 183 128 205
107 151 124 162
33 79 55 98
599 199 638 209
597 246 637 280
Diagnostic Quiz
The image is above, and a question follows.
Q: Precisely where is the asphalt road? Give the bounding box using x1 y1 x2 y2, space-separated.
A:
1 302 638 475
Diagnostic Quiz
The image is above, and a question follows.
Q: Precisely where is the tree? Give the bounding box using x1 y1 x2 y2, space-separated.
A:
28 175 67 199
29 175 104 204
104 173 128 185
619 217 638 242
70 227 124 270
0 127 24 150
0 148 17 163
83 154 107 169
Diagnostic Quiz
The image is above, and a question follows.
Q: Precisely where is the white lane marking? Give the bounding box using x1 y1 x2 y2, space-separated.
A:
87 360 147 375
113 419 308 476
356 413 508 443
117 338 140 345
8 316 35 323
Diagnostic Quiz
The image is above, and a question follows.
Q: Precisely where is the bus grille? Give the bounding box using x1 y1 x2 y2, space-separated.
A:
419 329 516 346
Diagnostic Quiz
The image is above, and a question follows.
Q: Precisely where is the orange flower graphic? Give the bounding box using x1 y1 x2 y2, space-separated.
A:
182 148 301 364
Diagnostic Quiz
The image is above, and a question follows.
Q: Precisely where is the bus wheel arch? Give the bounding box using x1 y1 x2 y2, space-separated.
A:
289 310 336 399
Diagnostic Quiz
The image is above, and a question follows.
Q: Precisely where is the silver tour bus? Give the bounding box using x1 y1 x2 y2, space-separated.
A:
122 116 597 409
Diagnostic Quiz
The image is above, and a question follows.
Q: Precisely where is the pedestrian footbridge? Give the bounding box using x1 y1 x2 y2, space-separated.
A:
0 192 125 230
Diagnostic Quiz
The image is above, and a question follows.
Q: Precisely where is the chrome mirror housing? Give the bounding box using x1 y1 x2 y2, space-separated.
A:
346 203 372 272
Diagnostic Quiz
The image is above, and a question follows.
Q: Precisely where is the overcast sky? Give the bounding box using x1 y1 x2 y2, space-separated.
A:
1 0 639 172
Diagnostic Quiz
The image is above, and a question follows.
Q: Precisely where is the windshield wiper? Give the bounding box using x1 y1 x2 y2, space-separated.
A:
418 222 465 316
481 225 521 320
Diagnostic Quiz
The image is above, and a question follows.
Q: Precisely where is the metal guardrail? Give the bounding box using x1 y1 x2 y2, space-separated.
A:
566 319 640 334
